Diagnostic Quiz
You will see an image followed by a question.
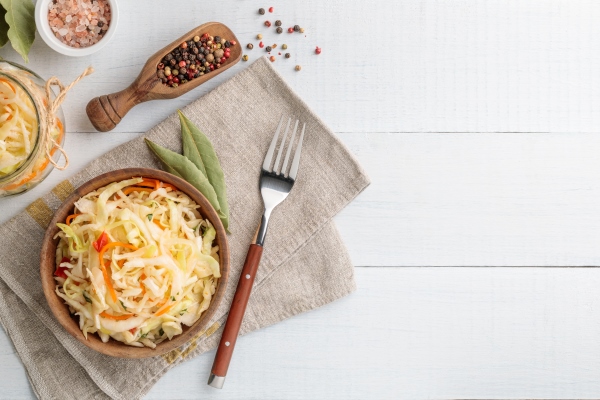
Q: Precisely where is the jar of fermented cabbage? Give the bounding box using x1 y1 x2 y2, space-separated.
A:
0 59 65 197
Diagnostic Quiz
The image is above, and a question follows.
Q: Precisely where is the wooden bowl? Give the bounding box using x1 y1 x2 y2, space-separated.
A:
86 22 242 132
40 168 230 358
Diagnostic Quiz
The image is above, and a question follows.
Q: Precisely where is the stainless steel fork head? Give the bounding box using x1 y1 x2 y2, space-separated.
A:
255 115 306 246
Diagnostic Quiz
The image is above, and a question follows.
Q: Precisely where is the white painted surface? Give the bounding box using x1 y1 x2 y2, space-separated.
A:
2 0 600 398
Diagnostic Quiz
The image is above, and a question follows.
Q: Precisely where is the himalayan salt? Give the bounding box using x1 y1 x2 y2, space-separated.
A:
47 0 111 48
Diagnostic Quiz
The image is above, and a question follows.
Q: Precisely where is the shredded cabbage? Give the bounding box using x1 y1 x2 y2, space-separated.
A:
54 178 220 348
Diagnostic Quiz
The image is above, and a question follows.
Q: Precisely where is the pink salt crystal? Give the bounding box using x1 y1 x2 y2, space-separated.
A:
65 15 72 22
58 28 69 36
75 24 86 32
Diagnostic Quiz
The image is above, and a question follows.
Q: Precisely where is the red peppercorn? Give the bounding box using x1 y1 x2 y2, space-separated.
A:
269 6 274 12
315 46 322 54
259 41 264 48
172 77 180 83
179 60 186 67
187 72 195 80
157 63 165 69
216 63 221 69
180 42 187 49
288 27 294 33
230 40 237 46
221 57 226 63
270 56 276 62
209 64 215 71
264 21 272 27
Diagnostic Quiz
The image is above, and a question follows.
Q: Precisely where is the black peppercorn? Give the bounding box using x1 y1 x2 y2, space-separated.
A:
197 53 205 60
188 40 194 47
189 54 196 61
178 74 185 81
276 27 283 34
275 20 282 26
224 40 231 48
192 47 199 54
214 36 221 43
285 53 291 58
169 59 177 66
265 46 272 52
293 25 300 32
247 43 254 49
97 21 104 28
165 54 173 61
179 67 187 75
259 8 265 14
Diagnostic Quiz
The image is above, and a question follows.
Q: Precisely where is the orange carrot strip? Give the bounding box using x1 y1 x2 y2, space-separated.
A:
0 78 15 93
66 213 82 226
153 220 165 230
98 242 138 265
155 304 174 317
99 260 118 303
121 186 153 196
100 311 133 321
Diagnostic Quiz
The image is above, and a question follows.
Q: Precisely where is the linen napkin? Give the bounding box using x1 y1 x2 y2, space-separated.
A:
0 57 370 400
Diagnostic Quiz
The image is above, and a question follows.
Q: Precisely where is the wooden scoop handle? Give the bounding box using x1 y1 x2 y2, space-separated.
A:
86 86 138 132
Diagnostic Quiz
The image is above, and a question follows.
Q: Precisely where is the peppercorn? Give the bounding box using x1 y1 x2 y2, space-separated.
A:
270 56 276 62
276 27 283 34
189 54 196 61
214 49 224 59
272 44 277 48
225 40 231 48
265 21 272 27
172 83 178 87
269 6 274 12
181 42 188 49
193 47 199 54
172 76 180 83
282 44 288 50
275 20 282 26
259 41 264 48
315 46 322 54
178 74 185 81
257 34 263 40
172 69 179 76
259 8 265 14
193 35 200 42
178 60 186 68
97 21 104 28
206 54 215 62
300 27 305 33
285 53 290 58
265 46 272 52
165 53 174 61
247 43 254 49
157 63 165 69
169 59 177 66
295 65 301 71
164 68 172 77
288 27 294 33
294 25 300 32
242 54 249 61
214 36 221 44
231 40 237 45
157 70 165 79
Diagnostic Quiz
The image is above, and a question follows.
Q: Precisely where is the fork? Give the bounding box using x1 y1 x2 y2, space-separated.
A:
208 116 306 389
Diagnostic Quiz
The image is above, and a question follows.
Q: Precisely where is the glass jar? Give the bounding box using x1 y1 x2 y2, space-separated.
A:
0 60 65 197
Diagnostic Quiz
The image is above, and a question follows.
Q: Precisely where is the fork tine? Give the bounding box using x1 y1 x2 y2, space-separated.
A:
282 119 299 176
262 115 284 171
288 122 305 180
273 117 291 174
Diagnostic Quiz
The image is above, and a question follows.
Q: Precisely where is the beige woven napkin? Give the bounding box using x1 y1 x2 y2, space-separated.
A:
0 57 370 400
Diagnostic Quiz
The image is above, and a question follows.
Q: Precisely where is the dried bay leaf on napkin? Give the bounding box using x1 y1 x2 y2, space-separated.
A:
179 111 230 231
145 138 223 215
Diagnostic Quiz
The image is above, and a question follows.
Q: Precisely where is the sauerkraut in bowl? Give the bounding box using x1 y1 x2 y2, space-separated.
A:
53 176 222 349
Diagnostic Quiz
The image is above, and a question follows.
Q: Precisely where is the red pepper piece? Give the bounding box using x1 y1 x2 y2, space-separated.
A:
54 257 71 279
93 231 109 253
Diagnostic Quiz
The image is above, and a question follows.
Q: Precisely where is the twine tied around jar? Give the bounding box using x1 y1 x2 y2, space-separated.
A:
44 66 94 170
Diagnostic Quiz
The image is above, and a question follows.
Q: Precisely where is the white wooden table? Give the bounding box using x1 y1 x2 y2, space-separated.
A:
3 0 600 398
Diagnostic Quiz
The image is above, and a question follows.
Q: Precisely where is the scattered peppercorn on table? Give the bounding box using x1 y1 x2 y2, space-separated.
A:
2 0 600 399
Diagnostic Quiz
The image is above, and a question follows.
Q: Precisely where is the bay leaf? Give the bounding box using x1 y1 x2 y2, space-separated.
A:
145 138 222 215
178 111 230 231
0 0 35 62
0 6 8 48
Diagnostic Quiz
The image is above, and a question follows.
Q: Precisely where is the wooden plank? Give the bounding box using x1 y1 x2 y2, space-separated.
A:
5 268 600 399
2 1 600 133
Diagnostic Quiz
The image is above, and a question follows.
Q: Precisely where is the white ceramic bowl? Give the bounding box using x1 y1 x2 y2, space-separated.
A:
35 0 119 57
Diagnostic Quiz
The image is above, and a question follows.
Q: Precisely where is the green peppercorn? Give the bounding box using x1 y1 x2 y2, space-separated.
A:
295 65 301 71
172 69 179 76
293 25 300 32
164 68 172 77
193 35 200 42
259 8 265 14
242 54 249 61
247 43 254 49
257 33 263 40
276 27 283 34
285 53 290 58
275 20 282 26
299 27 305 33
282 44 288 50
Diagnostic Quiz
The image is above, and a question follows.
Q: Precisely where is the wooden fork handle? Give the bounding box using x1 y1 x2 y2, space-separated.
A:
208 244 263 388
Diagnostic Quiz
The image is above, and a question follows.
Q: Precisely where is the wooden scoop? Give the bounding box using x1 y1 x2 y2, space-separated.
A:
86 22 242 132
